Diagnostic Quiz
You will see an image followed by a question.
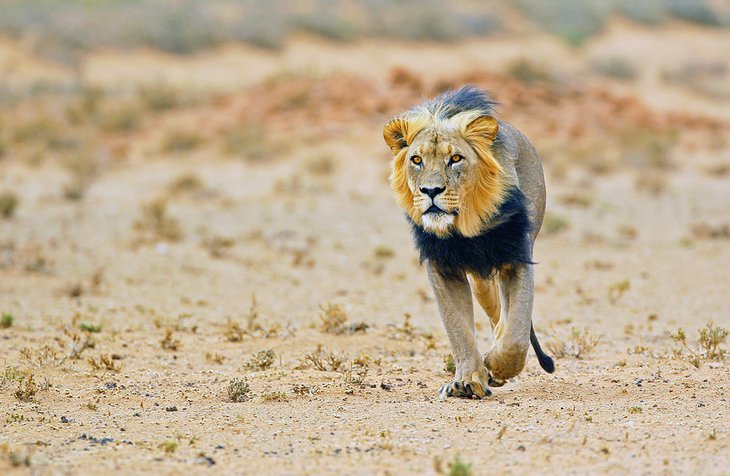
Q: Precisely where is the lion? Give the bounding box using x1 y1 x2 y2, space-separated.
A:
383 86 554 399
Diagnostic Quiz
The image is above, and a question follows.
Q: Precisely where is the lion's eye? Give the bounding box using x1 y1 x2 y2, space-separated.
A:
411 156 422 165
450 154 463 165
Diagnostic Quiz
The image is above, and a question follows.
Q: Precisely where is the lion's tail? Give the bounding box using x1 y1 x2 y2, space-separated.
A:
530 324 555 373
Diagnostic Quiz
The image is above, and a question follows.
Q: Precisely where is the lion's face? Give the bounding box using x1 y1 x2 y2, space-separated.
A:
402 127 477 236
384 112 506 238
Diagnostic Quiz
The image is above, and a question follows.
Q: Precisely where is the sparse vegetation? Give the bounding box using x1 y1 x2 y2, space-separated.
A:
0 443 31 467
88 354 122 372
542 214 570 235
508 59 553 84
161 328 181 351
244 349 276 371
14 374 37 402
318 303 348 335
300 345 346 372
95 105 141 133
292 383 317 396
261 390 288 402
62 153 101 201
223 318 245 343
0 3 728 471
205 352 225 364
593 57 637 80
444 354 456 374
224 125 268 161
79 323 102 333
227 378 250 403
161 129 205 153
0 191 19 218
135 197 183 242
669 321 728 367
160 440 178 454
65 329 95 360
138 84 182 111
0 312 13 328
608 279 631 304
435 454 473 476
168 173 205 195
20 344 63 368
546 327 602 359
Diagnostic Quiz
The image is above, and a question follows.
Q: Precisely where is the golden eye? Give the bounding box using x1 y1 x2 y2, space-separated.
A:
450 154 463 164
411 156 422 165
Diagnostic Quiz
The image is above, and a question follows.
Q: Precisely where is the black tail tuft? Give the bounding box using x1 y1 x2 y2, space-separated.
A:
530 324 555 374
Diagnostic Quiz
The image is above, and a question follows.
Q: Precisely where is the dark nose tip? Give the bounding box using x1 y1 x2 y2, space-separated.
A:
420 186 446 199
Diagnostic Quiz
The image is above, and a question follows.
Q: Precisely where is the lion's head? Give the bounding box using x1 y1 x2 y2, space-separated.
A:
383 87 507 238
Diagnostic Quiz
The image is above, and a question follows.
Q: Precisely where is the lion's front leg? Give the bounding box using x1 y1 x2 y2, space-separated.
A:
483 264 534 386
426 261 490 399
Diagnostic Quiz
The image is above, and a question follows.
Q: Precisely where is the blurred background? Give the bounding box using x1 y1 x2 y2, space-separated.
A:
1 1 730 473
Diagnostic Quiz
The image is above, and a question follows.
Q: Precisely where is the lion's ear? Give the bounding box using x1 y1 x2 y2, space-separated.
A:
383 118 410 152
463 115 498 143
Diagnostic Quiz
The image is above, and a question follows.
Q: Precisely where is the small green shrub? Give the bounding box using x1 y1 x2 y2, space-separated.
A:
0 313 13 328
0 191 19 218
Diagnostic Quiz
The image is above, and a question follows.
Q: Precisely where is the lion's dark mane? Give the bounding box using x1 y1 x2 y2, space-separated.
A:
409 188 533 279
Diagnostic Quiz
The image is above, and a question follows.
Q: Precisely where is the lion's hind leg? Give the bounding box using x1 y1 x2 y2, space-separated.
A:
471 274 504 341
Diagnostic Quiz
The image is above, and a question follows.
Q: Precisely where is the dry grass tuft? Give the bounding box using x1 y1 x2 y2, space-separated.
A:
227 378 250 403
161 129 205 153
205 352 225 364
95 104 141 133
292 383 318 397
135 197 183 242
138 84 182 111
224 295 268 341
546 327 602 359
87 354 121 372
223 318 245 342
690 222 730 240
14 374 37 402
64 329 95 360
168 173 205 195
261 391 288 402
444 354 456 374
300 345 346 372
608 279 631 304
161 328 181 351
305 155 336 176
202 235 236 259
0 443 31 467
318 303 348 334
20 344 64 368
669 321 728 367
62 153 101 201
224 125 268 161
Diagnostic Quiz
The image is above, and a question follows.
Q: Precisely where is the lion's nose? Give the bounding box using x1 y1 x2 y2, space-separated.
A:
420 186 446 199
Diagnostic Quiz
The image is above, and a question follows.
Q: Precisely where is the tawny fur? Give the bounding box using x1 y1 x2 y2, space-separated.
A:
383 86 551 399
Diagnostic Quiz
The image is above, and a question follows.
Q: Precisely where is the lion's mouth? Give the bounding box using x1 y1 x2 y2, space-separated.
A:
424 205 451 215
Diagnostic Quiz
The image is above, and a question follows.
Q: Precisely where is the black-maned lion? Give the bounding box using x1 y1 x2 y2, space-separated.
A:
383 86 554 399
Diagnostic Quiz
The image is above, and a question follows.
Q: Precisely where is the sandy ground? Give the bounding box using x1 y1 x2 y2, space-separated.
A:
1 21 729 475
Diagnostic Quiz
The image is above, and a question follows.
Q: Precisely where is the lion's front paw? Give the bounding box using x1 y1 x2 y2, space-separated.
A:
438 370 491 400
